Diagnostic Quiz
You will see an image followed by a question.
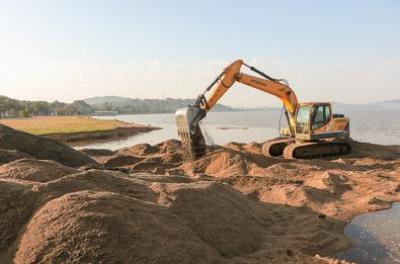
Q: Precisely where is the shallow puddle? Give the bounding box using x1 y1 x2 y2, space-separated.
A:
337 203 400 263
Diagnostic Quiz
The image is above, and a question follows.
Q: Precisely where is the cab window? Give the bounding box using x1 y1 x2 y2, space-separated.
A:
313 105 331 129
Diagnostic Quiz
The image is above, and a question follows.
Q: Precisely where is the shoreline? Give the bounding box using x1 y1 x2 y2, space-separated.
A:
42 125 161 145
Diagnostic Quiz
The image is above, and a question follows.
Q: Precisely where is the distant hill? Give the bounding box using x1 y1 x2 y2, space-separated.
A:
333 99 400 112
84 96 235 114
84 96 131 105
372 99 400 110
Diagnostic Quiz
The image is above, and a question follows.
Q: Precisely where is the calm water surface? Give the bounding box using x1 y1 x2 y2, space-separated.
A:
80 109 400 150
337 203 400 264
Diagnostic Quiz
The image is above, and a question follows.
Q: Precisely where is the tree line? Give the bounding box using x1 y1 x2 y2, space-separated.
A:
89 97 234 114
0 96 93 118
0 95 235 118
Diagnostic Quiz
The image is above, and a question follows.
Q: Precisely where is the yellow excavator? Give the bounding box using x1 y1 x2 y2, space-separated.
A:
175 59 351 160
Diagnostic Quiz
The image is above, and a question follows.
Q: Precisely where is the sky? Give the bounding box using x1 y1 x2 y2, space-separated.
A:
0 0 399 108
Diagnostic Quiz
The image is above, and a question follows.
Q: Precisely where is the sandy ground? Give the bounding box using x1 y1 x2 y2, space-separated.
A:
0 124 399 263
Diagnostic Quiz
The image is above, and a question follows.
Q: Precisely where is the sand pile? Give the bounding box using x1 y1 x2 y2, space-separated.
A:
1 135 399 263
119 143 160 156
0 124 95 167
0 159 78 183
0 181 38 260
80 148 115 157
0 149 31 165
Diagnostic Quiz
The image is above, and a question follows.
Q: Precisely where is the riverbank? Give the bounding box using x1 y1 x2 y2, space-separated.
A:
0 124 399 263
0 116 160 144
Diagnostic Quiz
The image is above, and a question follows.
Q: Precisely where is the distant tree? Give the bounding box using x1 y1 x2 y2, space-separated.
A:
20 109 30 117
70 100 93 115
31 101 51 116
0 96 8 117
103 102 112 111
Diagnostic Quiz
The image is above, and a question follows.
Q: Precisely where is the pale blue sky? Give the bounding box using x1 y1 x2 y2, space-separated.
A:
0 0 399 107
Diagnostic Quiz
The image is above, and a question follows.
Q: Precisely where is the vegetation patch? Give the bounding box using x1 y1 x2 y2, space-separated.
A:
0 116 131 135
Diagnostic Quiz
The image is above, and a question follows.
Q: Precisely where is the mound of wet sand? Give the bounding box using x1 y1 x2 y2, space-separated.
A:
0 124 95 167
0 136 399 263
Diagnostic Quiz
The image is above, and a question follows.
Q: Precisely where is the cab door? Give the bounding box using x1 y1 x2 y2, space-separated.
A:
311 104 332 134
295 105 312 140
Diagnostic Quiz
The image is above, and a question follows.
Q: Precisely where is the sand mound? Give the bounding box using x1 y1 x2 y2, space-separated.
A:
104 155 143 168
35 170 158 203
14 191 223 264
0 149 31 165
258 184 338 208
0 159 78 183
80 148 115 157
349 139 400 159
119 143 159 156
155 139 182 153
156 181 272 257
0 124 96 167
129 157 178 175
0 180 37 260
305 171 352 195
179 147 275 178
223 141 263 154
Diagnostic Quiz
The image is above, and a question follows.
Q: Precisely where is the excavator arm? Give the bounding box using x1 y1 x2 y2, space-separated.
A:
202 60 298 115
176 59 299 159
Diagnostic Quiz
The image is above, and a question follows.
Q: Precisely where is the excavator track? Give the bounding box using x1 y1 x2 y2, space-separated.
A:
262 137 295 157
283 140 351 159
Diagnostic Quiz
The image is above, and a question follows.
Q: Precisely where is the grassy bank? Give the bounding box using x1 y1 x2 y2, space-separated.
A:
0 116 133 135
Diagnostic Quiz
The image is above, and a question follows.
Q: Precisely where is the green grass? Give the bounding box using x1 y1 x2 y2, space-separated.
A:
0 116 132 135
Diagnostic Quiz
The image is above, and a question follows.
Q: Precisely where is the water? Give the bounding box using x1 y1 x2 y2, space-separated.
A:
79 110 285 150
79 109 400 150
337 203 400 264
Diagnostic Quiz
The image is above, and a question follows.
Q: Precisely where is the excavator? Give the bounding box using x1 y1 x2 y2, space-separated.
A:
175 59 351 160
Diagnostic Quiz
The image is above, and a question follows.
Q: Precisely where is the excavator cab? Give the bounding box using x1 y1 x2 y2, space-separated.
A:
294 102 350 142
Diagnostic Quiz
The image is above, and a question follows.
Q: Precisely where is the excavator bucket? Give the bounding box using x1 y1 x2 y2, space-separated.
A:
175 106 207 160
